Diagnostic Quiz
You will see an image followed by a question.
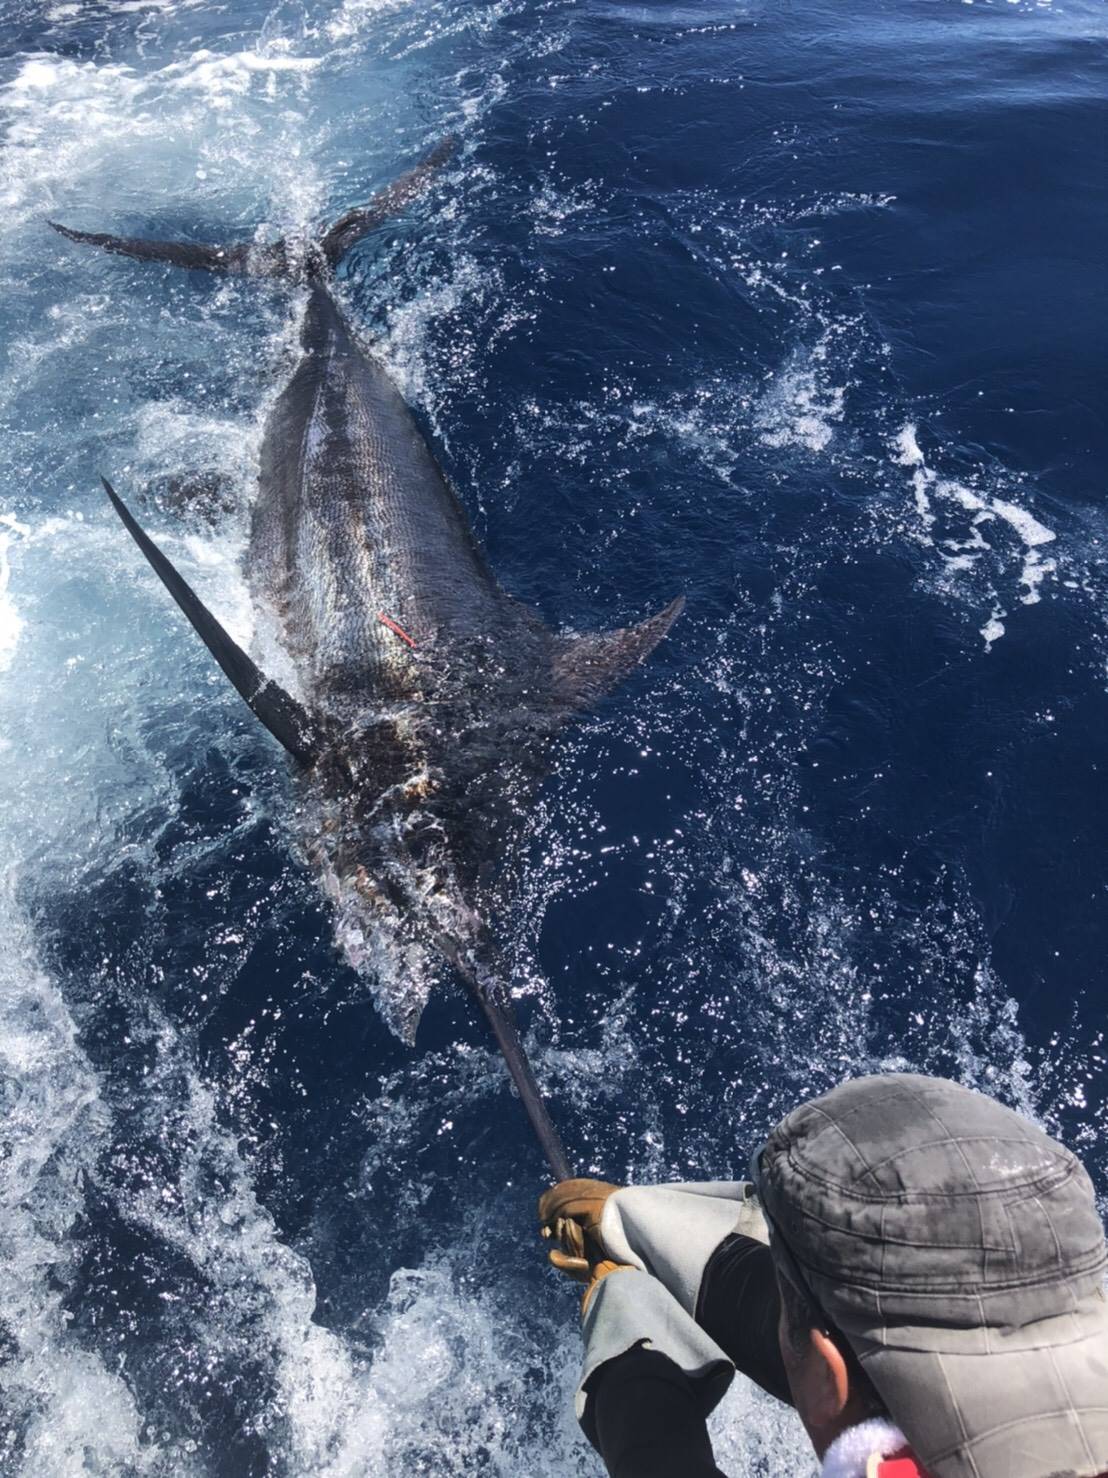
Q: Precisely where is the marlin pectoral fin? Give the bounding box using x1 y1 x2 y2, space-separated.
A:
552 594 685 710
101 478 320 766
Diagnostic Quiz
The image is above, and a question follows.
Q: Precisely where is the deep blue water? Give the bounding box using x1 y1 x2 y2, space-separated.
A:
0 0 1106 1473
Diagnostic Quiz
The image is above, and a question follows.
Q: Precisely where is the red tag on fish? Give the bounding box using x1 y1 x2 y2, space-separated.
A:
377 612 417 648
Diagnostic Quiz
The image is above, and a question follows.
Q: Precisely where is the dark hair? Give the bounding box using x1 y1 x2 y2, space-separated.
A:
778 1265 822 1358
776 1269 887 1415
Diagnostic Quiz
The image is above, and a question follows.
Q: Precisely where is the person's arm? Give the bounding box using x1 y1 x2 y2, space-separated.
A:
695 1233 792 1405
584 1235 791 1478
574 1265 734 1458
590 1345 729 1478
540 1180 791 1473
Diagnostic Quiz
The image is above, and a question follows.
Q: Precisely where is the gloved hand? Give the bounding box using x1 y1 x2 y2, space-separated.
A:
538 1178 622 1281
581 1258 628 1316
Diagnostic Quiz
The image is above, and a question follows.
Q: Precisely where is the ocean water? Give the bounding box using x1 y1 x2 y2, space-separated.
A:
0 0 1106 1472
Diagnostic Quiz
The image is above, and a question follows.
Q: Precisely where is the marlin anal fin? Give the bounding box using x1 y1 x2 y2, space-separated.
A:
101 478 320 766
552 595 685 709
319 135 458 269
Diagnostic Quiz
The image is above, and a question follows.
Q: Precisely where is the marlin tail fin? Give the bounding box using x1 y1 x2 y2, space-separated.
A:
49 222 279 276
318 135 457 269
101 478 320 766
51 137 457 281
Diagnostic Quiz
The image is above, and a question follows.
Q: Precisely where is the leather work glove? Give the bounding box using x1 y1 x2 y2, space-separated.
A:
538 1178 622 1281
581 1259 629 1316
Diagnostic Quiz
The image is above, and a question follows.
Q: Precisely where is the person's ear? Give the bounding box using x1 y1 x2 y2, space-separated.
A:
806 1326 850 1424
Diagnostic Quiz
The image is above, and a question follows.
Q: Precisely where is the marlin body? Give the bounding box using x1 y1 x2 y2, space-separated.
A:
55 143 682 1176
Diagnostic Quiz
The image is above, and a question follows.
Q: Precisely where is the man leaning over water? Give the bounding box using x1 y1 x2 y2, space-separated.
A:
538 1074 1108 1478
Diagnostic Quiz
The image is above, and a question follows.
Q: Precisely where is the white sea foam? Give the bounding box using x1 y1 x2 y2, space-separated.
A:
990 497 1055 548
324 0 419 44
0 507 340 1474
377 250 501 447
893 423 1060 640
1 57 148 191
752 318 863 456
0 517 27 675
755 361 845 452
160 47 321 109
0 525 168 1474
581 335 853 491
981 608 1006 648
893 422 924 466
0 47 326 240
530 177 600 237
991 497 1058 603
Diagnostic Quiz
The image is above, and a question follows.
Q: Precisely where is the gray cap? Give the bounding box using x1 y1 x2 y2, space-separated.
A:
757 1074 1108 1478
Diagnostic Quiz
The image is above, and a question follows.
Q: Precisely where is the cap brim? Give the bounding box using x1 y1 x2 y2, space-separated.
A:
854 1302 1108 1478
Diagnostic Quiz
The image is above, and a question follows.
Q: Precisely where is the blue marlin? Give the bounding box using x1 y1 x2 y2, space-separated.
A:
53 143 683 1176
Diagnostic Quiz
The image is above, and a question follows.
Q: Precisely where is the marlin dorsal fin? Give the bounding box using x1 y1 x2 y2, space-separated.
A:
552 594 685 710
101 478 320 766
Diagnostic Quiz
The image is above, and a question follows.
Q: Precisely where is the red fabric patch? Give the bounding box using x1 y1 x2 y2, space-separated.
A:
875 1449 931 1478
877 1459 924 1478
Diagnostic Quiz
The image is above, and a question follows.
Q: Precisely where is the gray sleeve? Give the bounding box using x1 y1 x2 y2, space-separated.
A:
575 1268 734 1447
597 1180 769 1314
